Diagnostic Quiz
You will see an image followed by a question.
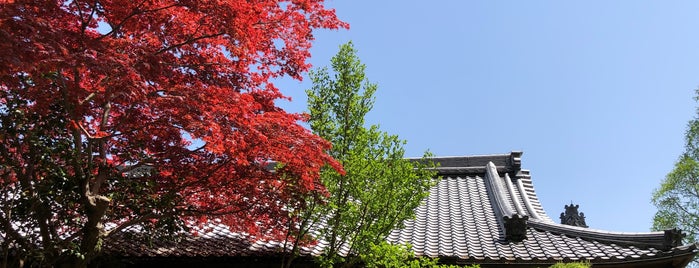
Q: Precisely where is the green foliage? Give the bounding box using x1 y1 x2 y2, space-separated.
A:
548 262 590 268
652 89 699 247
361 241 479 268
361 242 436 268
300 42 438 267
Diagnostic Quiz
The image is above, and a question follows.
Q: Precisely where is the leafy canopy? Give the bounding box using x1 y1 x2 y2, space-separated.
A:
361 241 479 268
652 88 699 264
300 42 437 267
0 0 345 266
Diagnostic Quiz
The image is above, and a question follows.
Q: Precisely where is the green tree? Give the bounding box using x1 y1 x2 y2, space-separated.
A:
283 42 437 268
548 262 590 268
361 241 479 268
652 89 699 259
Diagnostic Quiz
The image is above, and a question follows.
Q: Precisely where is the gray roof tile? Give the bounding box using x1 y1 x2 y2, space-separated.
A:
103 152 698 266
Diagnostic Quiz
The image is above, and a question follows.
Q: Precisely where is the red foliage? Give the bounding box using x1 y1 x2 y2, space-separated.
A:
0 0 346 261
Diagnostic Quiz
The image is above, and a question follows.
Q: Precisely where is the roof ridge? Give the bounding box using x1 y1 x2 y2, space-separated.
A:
514 171 544 221
504 173 526 215
484 162 528 242
405 152 513 160
528 220 686 250
417 151 523 176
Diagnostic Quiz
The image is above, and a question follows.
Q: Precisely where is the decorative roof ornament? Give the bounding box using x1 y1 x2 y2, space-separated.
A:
664 228 686 250
560 203 588 228
504 214 529 242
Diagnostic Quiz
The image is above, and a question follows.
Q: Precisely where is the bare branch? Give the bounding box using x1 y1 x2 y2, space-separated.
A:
79 92 96 105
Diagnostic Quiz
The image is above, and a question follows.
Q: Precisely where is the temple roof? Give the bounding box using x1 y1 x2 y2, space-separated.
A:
386 152 697 267
103 152 698 267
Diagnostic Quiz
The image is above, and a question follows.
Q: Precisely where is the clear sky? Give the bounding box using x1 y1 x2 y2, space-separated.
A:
276 1 699 233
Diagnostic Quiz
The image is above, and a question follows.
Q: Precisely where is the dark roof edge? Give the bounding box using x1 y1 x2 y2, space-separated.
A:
528 220 689 250
587 245 697 266
440 244 698 267
413 151 523 176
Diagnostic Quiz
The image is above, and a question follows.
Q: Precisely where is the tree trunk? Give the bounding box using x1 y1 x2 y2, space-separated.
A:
78 194 110 268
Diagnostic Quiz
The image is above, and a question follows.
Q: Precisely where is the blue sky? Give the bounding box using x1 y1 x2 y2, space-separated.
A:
276 1 699 232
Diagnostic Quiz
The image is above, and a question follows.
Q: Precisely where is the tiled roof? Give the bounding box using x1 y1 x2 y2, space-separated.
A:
388 152 696 266
103 152 698 267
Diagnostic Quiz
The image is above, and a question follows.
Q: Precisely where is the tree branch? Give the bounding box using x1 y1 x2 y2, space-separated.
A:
154 33 226 55
90 100 111 195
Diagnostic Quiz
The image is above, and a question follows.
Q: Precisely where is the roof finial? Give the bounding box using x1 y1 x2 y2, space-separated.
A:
560 202 588 228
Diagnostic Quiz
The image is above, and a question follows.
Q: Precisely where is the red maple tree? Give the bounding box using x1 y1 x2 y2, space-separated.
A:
0 0 346 266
